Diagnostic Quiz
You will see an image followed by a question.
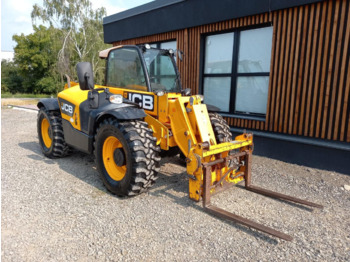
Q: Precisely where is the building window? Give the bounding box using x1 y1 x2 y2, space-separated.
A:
201 26 273 117
150 40 177 50
150 40 177 60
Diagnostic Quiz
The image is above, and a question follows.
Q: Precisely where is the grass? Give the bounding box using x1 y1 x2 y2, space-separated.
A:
1 93 54 107
1 98 41 107
1 92 52 99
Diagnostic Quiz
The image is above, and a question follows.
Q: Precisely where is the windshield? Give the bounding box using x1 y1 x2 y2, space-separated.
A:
143 49 181 93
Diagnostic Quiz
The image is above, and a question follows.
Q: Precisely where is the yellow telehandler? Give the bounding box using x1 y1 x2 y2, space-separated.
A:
37 44 322 241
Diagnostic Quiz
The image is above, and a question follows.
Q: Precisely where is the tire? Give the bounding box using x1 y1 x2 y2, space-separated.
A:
209 112 240 170
94 118 161 196
37 108 70 158
176 113 234 167
209 112 233 143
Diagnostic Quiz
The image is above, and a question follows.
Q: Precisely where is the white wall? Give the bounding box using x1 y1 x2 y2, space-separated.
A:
1 51 14 61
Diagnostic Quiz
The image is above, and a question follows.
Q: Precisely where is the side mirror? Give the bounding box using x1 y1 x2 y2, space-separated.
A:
76 62 94 90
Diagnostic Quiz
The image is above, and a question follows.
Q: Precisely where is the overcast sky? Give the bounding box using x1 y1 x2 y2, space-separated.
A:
1 0 153 52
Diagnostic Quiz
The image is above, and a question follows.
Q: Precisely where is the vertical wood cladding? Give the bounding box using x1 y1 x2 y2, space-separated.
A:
115 0 350 142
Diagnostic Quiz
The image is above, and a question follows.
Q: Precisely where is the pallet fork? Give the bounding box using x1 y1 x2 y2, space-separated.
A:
165 96 323 241
187 134 323 241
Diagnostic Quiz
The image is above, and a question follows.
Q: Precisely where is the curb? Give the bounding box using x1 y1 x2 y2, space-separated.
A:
7 105 39 112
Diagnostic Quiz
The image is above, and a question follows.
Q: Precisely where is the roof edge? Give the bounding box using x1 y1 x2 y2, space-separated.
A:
103 0 185 25
103 0 324 44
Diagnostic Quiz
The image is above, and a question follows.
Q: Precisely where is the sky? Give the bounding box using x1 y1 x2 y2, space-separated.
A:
1 0 154 52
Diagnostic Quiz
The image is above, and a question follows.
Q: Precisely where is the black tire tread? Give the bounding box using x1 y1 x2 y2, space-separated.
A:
209 112 233 143
37 108 70 158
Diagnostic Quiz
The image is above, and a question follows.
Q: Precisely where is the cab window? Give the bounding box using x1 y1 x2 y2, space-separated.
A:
106 48 147 91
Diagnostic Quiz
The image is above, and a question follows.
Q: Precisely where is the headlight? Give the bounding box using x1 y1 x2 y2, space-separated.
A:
156 90 165 97
109 95 123 104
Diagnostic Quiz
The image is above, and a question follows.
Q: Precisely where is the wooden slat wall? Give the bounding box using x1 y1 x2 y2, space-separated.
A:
115 0 350 142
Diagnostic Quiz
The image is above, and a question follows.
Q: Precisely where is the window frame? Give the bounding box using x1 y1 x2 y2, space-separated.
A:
199 24 273 120
150 40 177 50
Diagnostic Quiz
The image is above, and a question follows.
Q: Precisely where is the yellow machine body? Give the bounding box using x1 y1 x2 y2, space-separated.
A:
102 85 254 201
49 45 322 241
57 85 89 131
56 43 253 202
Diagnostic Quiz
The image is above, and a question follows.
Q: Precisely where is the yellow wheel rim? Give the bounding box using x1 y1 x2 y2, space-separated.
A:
41 118 52 148
102 136 126 181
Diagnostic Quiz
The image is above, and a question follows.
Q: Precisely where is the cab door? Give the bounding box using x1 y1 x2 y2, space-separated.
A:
105 46 158 117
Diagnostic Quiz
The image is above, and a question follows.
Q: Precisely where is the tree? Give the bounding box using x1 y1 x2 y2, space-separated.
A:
1 60 24 94
31 0 109 84
13 25 62 94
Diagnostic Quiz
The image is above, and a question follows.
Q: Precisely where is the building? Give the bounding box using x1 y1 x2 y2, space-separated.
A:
102 0 350 174
1 51 14 61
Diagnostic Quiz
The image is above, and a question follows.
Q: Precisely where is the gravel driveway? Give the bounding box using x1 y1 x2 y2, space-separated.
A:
2 108 350 261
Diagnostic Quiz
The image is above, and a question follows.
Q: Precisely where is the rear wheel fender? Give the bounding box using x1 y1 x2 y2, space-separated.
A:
37 98 59 111
96 107 146 122
93 107 146 137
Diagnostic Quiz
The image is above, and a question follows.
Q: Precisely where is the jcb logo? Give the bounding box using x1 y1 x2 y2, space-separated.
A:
59 99 75 117
127 93 154 111
61 104 73 114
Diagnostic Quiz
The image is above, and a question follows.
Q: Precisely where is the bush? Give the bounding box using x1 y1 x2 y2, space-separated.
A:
36 76 59 94
1 60 24 94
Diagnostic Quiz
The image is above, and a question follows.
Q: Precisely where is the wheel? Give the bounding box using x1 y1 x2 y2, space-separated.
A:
37 108 70 158
209 112 233 143
209 112 240 170
94 118 161 196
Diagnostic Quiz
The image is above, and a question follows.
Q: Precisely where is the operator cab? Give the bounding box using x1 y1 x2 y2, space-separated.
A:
99 45 181 94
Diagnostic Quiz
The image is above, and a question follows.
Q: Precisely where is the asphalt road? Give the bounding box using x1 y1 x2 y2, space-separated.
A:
1 108 350 261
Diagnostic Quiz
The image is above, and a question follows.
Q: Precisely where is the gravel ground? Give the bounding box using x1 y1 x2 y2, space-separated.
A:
2 108 350 261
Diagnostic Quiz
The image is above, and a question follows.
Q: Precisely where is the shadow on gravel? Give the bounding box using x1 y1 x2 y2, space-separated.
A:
19 142 56 165
18 142 279 243
18 141 108 193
